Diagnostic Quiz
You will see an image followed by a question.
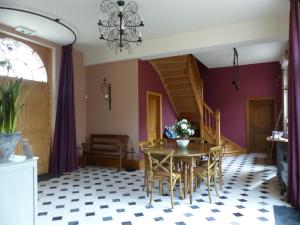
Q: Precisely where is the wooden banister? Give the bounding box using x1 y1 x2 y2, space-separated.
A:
215 110 221 145
150 54 221 147
187 55 221 145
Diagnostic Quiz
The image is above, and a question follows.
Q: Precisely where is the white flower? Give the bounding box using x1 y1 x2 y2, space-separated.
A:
181 119 187 123
181 123 187 130
191 130 195 135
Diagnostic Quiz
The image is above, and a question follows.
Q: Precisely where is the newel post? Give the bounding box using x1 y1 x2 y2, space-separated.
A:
215 110 221 146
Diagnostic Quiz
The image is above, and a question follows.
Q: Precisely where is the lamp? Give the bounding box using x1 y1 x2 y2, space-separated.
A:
97 0 144 53
101 78 111 110
232 47 240 92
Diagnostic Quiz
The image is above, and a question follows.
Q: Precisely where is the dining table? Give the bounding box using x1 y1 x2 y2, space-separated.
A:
146 142 208 204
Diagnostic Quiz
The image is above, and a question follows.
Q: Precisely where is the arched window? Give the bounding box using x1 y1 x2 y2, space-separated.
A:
0 38 47 82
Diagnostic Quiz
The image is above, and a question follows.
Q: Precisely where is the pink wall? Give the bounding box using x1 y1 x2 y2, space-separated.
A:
138 60 177 141
73 49 87 147
199 62 282 148
86 60 139 156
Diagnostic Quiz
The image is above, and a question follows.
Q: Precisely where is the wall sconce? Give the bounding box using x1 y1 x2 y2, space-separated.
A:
101 78 111 110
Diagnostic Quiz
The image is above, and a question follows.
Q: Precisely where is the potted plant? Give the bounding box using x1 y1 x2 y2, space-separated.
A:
0 60 24 162
173 119 195 150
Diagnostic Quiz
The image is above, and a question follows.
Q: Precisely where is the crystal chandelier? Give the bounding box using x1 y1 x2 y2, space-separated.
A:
97 0 144 53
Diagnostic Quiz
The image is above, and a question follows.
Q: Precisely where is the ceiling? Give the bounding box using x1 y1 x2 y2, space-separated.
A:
194 41 287 68
0 0 290 66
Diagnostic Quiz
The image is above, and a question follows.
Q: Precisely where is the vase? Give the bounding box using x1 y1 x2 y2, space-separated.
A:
176 139 190 150
0 132 21 162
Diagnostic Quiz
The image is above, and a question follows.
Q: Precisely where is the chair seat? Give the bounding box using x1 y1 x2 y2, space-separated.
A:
193 166 208 175
153 170 181 179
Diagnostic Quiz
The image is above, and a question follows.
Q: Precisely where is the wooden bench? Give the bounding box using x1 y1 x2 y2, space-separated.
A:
82 134 129 170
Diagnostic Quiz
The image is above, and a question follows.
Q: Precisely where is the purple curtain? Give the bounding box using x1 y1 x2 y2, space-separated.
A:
287 0 300 209
49 45 78 173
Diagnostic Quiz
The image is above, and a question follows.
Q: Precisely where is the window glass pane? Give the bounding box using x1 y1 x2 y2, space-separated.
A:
0 38 47 82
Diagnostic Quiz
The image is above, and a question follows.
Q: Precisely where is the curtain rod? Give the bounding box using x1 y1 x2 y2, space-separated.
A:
0 6 77 45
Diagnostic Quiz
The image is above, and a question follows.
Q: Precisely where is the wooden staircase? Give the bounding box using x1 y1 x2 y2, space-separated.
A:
150 55 246 155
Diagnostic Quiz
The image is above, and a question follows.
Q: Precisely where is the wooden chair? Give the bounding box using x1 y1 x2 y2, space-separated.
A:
218 141 227 188
146 149 183 208
153 138 167 147
189 137 207 144
138 141 153 151
193 146 222 203
191 138 210 166
138 141 154 195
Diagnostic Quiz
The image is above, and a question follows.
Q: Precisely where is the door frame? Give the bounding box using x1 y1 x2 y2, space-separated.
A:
246 97 276 153
146 91 163 141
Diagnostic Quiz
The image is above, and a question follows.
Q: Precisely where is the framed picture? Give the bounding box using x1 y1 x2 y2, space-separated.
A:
21 139 34 159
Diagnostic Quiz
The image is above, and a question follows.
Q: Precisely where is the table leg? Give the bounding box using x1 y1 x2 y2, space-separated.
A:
184 161 187 199
189 158 193 205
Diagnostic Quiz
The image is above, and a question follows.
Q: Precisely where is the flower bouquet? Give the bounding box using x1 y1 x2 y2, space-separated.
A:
173 119 195 149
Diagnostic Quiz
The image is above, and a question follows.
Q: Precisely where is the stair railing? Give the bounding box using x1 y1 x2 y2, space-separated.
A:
188 55 221 146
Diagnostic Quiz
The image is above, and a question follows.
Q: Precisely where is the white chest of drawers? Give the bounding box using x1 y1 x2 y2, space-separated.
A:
0 156 38 225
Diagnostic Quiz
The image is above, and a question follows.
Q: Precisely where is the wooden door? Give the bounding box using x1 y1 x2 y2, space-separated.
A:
16 80 51 174
147 92 162 142
247 98 275 153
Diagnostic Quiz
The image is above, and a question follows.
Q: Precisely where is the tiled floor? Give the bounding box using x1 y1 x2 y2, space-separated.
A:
37 154 289 225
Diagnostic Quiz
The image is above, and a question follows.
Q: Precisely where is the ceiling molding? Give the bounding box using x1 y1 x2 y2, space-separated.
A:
79 15 289 65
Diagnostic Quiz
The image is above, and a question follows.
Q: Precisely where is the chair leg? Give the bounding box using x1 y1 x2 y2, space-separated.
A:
220 168 223 185
207 178 211 203
170 181 174 209
179 177 183 200
143 168 146 191
219 168 223 191
159 181 163 195
144 168 150 196
213 172 219 197
149 179 154 206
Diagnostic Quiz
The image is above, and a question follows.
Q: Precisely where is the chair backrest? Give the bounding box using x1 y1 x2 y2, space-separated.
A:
138 141 154 152
207 146 223 171
153 138 167 147
146 150 174 177
189 137 207 144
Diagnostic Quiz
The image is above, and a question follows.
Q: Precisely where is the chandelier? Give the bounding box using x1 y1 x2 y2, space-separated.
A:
97 0 144 53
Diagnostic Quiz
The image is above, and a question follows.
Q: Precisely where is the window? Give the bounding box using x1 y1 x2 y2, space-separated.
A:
0 38 47 82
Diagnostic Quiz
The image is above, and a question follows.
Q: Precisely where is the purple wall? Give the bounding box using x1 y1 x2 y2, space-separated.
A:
199 62 282 148
138 59 177 141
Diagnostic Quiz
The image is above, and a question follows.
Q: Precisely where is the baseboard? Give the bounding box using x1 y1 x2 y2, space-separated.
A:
83 155 144 170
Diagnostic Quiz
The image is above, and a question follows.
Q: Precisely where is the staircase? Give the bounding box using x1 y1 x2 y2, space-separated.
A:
150 55 246 156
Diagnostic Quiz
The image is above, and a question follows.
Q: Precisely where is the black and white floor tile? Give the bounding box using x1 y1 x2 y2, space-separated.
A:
37 154 289 225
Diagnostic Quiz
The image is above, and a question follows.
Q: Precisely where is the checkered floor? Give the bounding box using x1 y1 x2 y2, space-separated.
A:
37 154 289 225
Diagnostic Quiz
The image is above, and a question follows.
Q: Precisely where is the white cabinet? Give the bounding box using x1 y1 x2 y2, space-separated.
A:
0 156 38 225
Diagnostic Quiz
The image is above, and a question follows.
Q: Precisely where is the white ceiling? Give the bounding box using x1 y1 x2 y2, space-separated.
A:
0 9 75 45
0 0 290 66
194 41 287 68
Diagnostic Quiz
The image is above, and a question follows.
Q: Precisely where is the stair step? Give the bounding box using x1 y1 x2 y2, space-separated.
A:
179 113 200 120
170 90 194 96
151 55 245 157
175 103 198 109
156 66 187 72
152 55 188 63
160 70 187 77
167 83 192 90
164 77 190 84
173 99 196 104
